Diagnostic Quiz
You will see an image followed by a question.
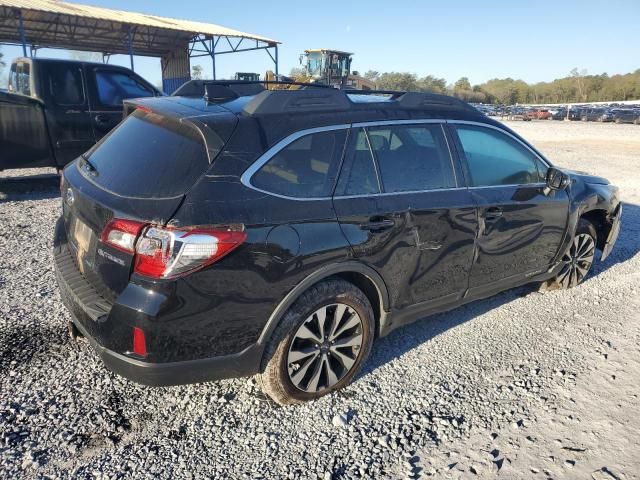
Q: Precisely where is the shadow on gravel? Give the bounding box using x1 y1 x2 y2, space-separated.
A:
0 323 66 375
362 202 640 377
362 283 539 377
0 174 60 202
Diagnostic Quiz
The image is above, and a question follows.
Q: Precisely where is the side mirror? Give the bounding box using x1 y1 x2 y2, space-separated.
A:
545 167 570 194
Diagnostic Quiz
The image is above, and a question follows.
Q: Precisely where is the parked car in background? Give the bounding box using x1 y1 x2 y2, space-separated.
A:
536 109 552 120
581 108 613 122
613 109 640 124
568 107 584 120
552 108 567 120
54 85 622 405
0 57 162 172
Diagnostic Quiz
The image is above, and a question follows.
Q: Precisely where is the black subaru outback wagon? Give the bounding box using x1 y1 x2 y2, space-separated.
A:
54 84 622 405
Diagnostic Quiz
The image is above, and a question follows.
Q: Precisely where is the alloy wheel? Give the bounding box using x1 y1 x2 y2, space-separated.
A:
556 233 596 288
287 303 363 393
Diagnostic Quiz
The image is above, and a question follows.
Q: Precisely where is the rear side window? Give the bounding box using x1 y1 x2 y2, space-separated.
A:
335 128 380 196
95 70 155 106
47 63 85 105
454 125 546 186
251 129 347 198
367 124 456 193
83 110 211 198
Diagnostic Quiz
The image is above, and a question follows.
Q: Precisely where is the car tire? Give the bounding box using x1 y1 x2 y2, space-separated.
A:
548 219 597 289
259 278 375 405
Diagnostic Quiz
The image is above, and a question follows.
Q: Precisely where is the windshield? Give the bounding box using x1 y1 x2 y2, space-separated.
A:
306 52 324 77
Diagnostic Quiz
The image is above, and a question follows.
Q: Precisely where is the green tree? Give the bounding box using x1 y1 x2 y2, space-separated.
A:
417 75 447 93
289 67 306 79
191 64 204 80
363 70 380 82
454 77 472 92
376 72 418 91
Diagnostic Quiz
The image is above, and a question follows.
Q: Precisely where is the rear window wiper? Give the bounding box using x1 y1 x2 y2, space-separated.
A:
79 155 99 176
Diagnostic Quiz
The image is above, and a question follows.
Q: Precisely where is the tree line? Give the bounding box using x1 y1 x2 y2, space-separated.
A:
360 68 640 104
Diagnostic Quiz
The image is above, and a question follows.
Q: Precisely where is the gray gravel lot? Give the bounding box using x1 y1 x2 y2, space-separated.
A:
1 121 639 479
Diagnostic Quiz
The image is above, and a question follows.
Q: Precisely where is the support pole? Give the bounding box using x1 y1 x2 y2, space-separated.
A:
212 37 216 80
128 27 134 71
274 44 279 78
17 9 27 57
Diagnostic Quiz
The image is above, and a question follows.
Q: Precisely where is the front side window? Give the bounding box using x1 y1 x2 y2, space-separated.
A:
454 125 546 187
95 70 154 107
367 124 456 193
251 129 347 198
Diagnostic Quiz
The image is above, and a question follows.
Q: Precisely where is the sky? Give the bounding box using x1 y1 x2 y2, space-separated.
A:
1 0 639 90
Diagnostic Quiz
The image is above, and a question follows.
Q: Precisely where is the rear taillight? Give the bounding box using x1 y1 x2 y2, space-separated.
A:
101 219 146 253
100 220 246 279
134 226 247 279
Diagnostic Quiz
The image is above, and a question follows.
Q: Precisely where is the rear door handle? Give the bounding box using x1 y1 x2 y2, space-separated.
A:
484 207 503 221
360 218 395 232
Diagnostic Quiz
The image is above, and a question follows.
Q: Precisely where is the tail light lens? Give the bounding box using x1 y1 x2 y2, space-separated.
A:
134 226 247 279
101 219 146 253
100 220 246 279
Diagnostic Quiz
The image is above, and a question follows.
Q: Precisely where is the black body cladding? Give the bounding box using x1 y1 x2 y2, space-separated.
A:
54 87 621 387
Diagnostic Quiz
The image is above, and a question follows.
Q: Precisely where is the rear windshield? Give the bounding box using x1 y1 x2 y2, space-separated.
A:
84 110 211 198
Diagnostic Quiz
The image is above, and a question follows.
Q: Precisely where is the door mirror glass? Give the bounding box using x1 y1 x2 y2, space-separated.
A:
546 167 570 190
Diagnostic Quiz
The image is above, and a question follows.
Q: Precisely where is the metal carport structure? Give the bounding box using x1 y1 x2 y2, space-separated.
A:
0 0 280 92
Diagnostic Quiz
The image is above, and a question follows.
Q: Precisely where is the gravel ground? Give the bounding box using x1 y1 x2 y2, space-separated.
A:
1 121 639 479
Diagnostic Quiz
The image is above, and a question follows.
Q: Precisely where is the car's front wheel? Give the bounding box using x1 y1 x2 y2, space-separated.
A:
260 279 375 405
550 219 597 289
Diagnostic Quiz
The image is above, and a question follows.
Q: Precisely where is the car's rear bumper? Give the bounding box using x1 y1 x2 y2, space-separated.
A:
53 217 262 386
68 314 262 386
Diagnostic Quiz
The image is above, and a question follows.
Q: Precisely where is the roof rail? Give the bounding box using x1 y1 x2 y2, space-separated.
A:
243 88 479 116
243 89 352 115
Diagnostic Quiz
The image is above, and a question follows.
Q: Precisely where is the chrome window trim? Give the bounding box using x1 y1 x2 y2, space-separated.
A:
468 182 547 190
352 119 444 128
446 119 553 169
239 118 551 202
239 124 350 202
334 186 468 200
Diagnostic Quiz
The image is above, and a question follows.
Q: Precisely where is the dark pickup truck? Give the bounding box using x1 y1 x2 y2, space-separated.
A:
1 57 161 172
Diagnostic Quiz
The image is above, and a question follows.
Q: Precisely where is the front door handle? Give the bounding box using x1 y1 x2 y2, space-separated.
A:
360 217 395 232
484 207 503 221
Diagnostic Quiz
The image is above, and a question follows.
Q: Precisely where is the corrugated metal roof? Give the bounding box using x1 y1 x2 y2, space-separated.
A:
0 0 279 48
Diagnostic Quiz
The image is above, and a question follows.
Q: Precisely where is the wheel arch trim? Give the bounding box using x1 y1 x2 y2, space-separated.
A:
257 261 390 345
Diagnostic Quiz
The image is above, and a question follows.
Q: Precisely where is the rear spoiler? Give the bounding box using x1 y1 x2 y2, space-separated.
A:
122 100 143 119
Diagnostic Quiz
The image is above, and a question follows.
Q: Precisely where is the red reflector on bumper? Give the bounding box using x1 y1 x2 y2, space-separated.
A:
132 327 147 357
